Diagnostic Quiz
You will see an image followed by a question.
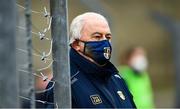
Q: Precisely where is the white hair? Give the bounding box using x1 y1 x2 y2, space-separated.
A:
69 12 108 44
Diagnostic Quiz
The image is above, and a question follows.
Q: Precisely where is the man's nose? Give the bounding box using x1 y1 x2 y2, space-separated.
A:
102 35 107 40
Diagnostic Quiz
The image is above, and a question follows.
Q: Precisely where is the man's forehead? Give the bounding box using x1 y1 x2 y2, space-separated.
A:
82 23 111 36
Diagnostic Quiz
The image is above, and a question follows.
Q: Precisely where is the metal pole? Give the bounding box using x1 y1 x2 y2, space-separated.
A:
50 0 71 108
24 0 35 108
0 0 19 108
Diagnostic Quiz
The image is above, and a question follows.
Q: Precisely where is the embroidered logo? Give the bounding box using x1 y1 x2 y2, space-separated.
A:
90 94 102 105
117 91 125 100
114 74 121 79
103 47 111 59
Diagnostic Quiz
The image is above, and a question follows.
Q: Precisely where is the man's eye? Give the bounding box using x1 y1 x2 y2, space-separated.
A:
106 37 111 40
95 36 101 39
105 34 112 40
106 36 111 40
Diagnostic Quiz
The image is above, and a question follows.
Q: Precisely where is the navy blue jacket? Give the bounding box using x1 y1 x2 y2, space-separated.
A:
44 48 136 108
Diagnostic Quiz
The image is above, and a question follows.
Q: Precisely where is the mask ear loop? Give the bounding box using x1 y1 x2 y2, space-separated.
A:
82 41 86 54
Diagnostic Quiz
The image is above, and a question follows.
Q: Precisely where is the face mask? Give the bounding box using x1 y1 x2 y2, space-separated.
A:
130 56 148 73
80 40 112 65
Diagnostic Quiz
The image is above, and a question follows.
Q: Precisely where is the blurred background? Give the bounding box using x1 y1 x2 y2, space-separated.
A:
16 0 180 108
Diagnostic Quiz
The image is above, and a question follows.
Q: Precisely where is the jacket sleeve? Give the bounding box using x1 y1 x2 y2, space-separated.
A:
44 81 55 108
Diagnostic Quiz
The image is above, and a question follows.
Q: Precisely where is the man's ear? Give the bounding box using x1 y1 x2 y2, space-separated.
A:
71 40 81 51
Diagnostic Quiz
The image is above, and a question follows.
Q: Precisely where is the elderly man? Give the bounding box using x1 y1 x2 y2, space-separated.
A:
45 12 136 108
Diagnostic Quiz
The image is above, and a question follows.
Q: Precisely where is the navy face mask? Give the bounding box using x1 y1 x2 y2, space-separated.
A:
79 40 112 65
